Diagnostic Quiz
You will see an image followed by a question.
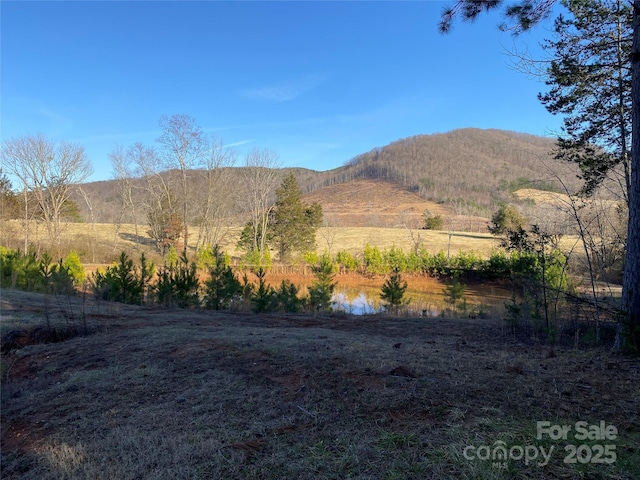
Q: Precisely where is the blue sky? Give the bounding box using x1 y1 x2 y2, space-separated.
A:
1 1 564 182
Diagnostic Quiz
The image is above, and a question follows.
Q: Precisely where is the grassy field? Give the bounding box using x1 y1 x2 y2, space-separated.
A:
2 219 501 264
1 289 639 479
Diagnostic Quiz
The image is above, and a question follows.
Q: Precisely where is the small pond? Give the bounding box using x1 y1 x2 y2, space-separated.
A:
265 273 512 316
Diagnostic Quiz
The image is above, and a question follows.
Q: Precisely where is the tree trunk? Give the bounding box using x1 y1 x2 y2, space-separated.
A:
617 0 640 351
22 188 29 252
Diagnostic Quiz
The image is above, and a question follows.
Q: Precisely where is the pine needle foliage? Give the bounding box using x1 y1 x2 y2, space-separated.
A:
270 172 323 261
203 245 241 310
380 268 408 315
307 254 337 313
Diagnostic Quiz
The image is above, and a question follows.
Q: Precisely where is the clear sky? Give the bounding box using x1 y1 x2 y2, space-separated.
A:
1 1 564 183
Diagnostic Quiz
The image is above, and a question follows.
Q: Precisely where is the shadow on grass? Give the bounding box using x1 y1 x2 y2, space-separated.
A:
119 233 155 246
436 231 494 240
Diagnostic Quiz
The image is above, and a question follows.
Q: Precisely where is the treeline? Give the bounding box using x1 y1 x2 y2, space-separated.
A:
4 241 621 347
5 240 620 351
0 245 339 314
0 247 85 295
1 241 570 309
325 243 568 283
1 127 585 241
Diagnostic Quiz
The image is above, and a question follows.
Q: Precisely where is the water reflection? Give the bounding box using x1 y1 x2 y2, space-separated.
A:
329 283 511 317
331 288 443 316
266 274 512 317
333 291 382 315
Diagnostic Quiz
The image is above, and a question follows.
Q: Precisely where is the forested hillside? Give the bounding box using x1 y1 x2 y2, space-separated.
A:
313 128 581 216
72 128 579 226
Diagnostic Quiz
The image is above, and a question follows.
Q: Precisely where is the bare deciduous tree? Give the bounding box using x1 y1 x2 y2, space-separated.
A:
195 136 237 252
76 186 98 263
157 114 208 256
130 143 177 254
238 148 281 264
110 145 139 240
1 134 92 252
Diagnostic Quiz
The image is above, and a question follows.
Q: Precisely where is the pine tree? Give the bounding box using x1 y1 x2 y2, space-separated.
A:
251 268 276 313
380 268 408 315
488 204 527 236
539 0 632 201
439 0 640 351
308 254 337 313
204 245 241 310
270 172 323 262
0 170 20 220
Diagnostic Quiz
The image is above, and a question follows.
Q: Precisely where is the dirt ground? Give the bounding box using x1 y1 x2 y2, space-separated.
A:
1 289 639 479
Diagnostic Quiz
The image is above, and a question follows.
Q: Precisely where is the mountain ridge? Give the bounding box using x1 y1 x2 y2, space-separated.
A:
72 128 577 228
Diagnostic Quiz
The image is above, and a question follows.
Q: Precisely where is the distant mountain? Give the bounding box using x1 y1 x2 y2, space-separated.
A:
72 128 578 227
310 128 579 212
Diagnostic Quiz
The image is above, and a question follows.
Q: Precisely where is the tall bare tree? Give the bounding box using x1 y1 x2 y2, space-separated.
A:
129 143 178 254
110 145 139 239
76 186 99 263
238 148 281 264
1 134 92 252
157 114 207 256
195 136 237 252
1 142 34 251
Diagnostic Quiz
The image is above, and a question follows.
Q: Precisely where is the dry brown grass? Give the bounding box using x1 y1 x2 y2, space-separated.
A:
2 289 639 479
316 228 499 257
512 188 572 206
3 218 500 265
303 179 454 229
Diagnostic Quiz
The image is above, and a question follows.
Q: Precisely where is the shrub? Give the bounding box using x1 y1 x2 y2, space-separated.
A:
196 245 218 271
335 250 359 272
423 214 444 230
239 272 255 310
0 246 20 288
1 247 79 295
483 250 512 279
423 250 449 276
504 291 543 336
385 246 407 272
62 250 85 287
303 251 320 266
47 259 75 296
274 280 302 313
488 204 527 236
543 248 572 292
18 249 42 291
405 251 422 273
363 243 386 274
450 250 484 272
241 247 272 271
443 275 466 314
509 250 539 281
